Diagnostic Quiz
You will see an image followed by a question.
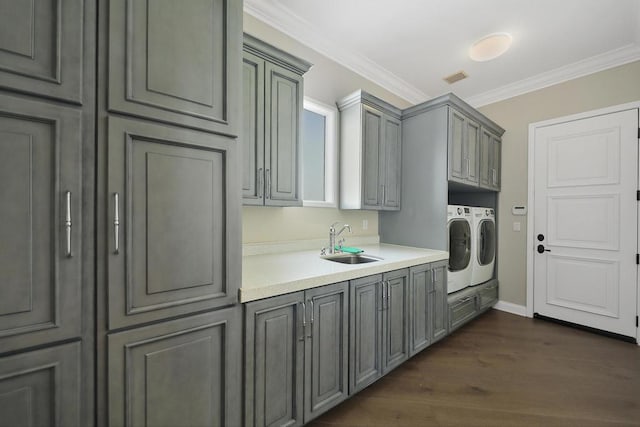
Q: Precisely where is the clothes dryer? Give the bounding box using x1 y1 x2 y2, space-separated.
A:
470 207 496 286
447 205 473 293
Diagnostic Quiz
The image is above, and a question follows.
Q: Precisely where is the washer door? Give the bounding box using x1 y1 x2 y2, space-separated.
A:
477 219 495 266
448 219 471 271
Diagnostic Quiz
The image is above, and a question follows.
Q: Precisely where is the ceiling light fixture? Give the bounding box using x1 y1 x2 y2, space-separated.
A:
469 33 512 62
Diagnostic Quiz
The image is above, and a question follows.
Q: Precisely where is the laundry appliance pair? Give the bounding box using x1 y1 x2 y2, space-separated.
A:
446 205 496 294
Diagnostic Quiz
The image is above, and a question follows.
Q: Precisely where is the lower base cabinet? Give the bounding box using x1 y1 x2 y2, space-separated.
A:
107 306 242 427
0 342 81 427
349 269 409 394
448 279 499 332
408 260 448 356
244 282 349 427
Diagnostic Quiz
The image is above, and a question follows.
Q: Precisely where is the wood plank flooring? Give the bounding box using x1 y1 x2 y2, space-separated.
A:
308 309 640 427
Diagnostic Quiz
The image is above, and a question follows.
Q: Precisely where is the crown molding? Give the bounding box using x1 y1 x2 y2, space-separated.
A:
243 0 429 105
466 43 640 108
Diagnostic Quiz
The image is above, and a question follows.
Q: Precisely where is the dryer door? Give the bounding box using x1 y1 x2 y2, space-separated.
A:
477 220 495 266
448 219 471 271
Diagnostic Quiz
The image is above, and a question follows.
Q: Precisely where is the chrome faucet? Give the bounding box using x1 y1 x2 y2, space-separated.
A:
324 222 352 254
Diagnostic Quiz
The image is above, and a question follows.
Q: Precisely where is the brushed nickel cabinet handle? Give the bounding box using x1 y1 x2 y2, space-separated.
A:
65 191 72 257
265 168 271 199
307 299 314 338
113 193 120 254
258 168 263 198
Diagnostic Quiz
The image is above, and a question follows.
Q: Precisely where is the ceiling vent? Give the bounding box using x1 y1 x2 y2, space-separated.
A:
444 71 468 84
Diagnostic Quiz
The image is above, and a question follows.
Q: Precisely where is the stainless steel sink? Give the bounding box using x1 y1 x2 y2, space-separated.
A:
321 253 382 264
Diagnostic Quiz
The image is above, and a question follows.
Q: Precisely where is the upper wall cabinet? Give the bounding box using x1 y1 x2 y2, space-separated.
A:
0 0 84 104
242 34 312 207
402 93 504 192
338 90 402 210
107 0 242 135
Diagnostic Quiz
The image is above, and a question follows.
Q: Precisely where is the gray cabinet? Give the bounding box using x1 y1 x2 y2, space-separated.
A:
0 94 82 353
245 282 349 427
0 0 84 103
480 128 501 190
338 90 402 211
107 307 241 427
448 287 479 332
106 117 240 330
349 269 408 393
408 261 448 356
0 342 81 427
242 34 311 207
448 107 480 186
107 0 242 135
477 279 499 312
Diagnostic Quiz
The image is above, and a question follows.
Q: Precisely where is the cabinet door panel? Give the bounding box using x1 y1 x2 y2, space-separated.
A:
0 0 83 103
108 0 241 134
383 117 401 210
245 293 304 427
0 95 81 353
479 129 492 187
466 120 480 184
362 106 383 209
431 263 448 343
305 282 348 422
0 342 81 427
448 108 465 181
349 275 383 393
492 136 501 189
107 117 239 329
108 307 241 427
242 52 265 205
409 265 431 356
383 269 408 373
265 63 302 206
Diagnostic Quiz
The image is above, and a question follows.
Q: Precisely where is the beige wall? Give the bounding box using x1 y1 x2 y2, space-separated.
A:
242 13 409 244
478 60 640 306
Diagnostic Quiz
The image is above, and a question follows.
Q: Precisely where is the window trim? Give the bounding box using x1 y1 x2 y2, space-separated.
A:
301 97 338 208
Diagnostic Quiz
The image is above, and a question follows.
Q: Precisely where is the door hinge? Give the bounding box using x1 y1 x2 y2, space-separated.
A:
637 128 640 139
636 316 638 327
636 254 639 265
637 190 640 201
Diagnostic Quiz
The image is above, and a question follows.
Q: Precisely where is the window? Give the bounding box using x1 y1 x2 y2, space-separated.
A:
301 97 338 207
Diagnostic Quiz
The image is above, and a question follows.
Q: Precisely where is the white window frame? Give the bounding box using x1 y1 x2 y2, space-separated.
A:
301 97 338 208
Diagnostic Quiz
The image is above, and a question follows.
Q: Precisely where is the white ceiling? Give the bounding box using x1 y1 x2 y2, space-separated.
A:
244 0 640 106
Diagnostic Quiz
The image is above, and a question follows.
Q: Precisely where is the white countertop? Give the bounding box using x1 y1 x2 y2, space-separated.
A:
240 243 449 302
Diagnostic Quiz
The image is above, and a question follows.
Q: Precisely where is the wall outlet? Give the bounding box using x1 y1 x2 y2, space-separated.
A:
513 222 521 232
362 219 368 230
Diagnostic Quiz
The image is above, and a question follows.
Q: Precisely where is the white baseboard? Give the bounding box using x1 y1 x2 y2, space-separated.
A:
493 300 528 317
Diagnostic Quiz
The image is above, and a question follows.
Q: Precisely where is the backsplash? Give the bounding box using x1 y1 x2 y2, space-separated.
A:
242 206 378 244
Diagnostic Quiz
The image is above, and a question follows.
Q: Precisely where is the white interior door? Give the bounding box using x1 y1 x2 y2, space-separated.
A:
533 109 638 338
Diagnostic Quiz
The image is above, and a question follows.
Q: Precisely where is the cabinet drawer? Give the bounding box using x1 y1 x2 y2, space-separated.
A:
477 281 498 311
449 295 477 331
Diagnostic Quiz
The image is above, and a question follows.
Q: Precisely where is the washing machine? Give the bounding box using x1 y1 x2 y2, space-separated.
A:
470 207 496 286
447 205 473 294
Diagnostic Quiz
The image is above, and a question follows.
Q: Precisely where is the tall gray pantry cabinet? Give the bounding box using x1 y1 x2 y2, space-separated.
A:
0 0 243 426
98 1 243 426
0 1 96 426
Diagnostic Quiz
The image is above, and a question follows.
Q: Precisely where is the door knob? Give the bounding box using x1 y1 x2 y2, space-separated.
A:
537 244 550 254
537 234 544 241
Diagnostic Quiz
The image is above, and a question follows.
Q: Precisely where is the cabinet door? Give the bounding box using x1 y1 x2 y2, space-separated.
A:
242 52 265 205
107 117 239 330
0 0 83 103
448 108 466 181
107 0 241 135
245 292 305 427
362 106 383 209
479 128 492 188
382 116 401 210
465 119 480 185
349 274 383 394
430 263 449 343
0 342 81 427
265 63 303 207
409 264 431 356
492 135 501 189
0 94 82 353
382 269 409 373
304 282 349 422
108 307 241 427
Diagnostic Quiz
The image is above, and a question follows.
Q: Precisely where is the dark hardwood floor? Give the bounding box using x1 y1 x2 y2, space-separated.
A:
308 309 640 427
